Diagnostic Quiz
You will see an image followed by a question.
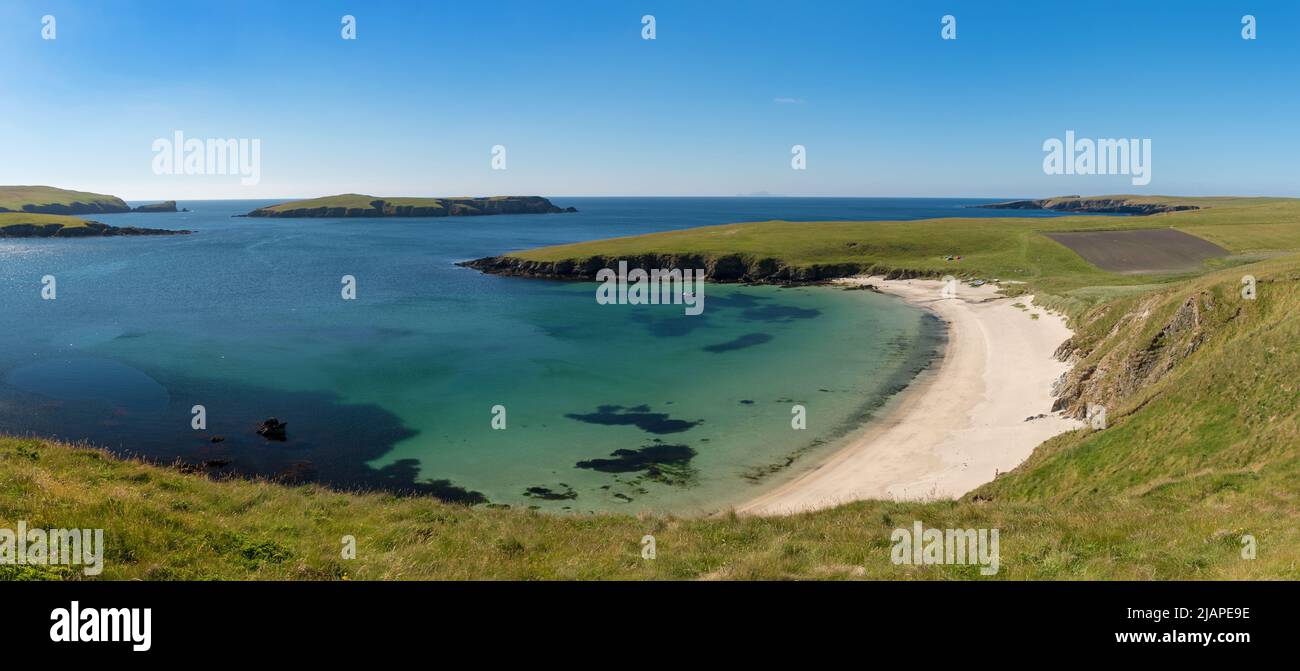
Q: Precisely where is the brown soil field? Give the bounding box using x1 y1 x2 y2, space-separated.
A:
1044 228 1229 273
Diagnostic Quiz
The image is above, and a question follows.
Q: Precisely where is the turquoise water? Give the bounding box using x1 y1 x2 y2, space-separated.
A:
0 198 1060 512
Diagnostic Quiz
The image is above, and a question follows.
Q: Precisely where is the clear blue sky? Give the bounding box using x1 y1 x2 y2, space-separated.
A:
1 0 1296 200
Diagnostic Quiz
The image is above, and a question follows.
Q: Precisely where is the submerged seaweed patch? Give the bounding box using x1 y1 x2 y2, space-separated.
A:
740 304 820 322
575 443 698 486
523 484 578 501
703 333 772 353
564 404 702 434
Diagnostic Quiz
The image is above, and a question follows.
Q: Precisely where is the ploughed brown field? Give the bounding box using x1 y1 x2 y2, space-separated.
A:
1044 228 1229 273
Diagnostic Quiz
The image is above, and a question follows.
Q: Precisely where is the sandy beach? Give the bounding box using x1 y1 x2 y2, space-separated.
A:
737 276 1081 516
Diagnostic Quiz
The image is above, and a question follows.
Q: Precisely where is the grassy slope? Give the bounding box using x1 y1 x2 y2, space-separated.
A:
0 212 93 231
4 195 1298 580
0 185 127 212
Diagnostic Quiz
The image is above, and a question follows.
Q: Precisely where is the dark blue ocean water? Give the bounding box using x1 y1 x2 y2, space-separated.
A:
0 197 1066 512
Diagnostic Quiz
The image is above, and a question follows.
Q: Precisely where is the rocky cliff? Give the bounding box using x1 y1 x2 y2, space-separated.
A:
460 253 936 285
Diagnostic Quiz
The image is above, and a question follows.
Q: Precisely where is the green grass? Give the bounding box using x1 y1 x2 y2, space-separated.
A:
2 429 1294 580
5 194 1300 580
0 212 94 231
0 185 127 212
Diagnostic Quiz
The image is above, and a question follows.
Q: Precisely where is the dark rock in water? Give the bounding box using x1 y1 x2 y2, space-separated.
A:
203 459 229 468
256 417 287 441
132 200 178 213
210 435 225 443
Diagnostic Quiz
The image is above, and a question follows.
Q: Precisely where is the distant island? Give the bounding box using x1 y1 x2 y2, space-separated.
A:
133 200 182 213
241 194 577 218
975 195 1200 216
0 185 178 215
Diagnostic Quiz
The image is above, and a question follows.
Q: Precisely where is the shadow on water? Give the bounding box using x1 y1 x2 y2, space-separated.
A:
0 368 486 503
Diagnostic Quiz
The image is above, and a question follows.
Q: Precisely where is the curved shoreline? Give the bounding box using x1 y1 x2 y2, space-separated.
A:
736 276 1081 516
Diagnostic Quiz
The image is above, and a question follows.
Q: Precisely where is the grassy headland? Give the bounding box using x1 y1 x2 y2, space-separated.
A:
0 212 189 238
4 195 1299 579
0 185 130 214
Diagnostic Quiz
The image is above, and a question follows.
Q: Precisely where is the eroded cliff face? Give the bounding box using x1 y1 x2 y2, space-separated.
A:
979 197 1199 216
245 196 576 218
459 253 939 285
1051 289 1228 419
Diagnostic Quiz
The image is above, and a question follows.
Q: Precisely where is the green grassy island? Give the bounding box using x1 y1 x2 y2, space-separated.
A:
243 194 577 218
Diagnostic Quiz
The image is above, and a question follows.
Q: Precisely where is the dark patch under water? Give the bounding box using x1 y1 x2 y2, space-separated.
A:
523 484 578 501
739 304 820 322
0 360 487 503
575 443 697 486
703 332 773 353
564 404 701 434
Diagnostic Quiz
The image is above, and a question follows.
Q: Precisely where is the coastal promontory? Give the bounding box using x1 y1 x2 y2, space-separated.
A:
0 212 191 237
975 195 1200 215
242 194 577 218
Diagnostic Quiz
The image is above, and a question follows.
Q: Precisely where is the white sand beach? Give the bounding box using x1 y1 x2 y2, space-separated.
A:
736 276 1081 516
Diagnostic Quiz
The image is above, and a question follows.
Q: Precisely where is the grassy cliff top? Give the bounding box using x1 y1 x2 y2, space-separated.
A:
0 185 128 212
0 212 93 230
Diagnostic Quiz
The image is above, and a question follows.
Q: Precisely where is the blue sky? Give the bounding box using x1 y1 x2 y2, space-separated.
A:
1 0 1296 199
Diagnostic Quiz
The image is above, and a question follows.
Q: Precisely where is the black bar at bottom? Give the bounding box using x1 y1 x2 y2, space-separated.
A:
3 580 1286 659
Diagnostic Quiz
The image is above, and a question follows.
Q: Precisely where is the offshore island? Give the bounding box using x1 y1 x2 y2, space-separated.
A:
241 193 577 218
